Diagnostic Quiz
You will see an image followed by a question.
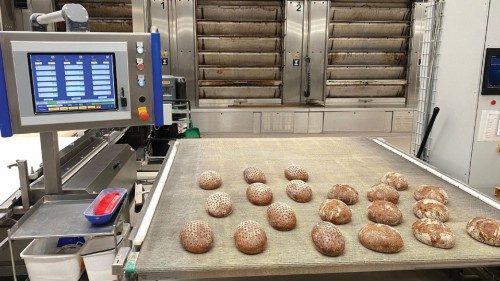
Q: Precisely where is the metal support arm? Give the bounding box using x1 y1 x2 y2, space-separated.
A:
30 3 89 32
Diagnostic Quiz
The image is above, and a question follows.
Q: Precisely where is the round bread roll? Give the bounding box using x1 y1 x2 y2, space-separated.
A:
327 184 359 205
198 170 222 190
179 220 214 254
414 185 448 204
412 218 455 249
413 199 449 222
380 172 408 191
267 202 297 231
358 223 404 254
234 220 267 254
284 164 309 181
319 199 352 225
367 183 400 204
205 192 233 218
243 167 266 184
246 183 273 206
311 221 345 257
286 180 313 203
367 200 403 226
467 217 500 247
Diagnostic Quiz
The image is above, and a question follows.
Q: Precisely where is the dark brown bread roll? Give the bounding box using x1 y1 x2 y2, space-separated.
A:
180 220 214 254
205 192 233 218
367 200 403 226
467 217 500 247
358 223 404 253
246 183 273 206
243 167 266 184
380 172 409 191
284 164 309 181
412 218 455 249
234 220 267 254
367 183 399 204
286 180 312 203
414 185 448 204
327 184 359 205
413 199 449 222
267 202 297 231
311 221 345 257
198 170 222 190
319 199 352 225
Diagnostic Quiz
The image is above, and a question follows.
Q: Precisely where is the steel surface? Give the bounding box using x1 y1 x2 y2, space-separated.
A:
136 137 500 280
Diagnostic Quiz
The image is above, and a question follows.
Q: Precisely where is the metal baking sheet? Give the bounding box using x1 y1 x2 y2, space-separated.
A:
136 138 500 280
10 194 120 239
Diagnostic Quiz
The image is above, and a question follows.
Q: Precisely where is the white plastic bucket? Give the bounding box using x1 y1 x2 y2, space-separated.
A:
81 236 118 281
20 238 84 281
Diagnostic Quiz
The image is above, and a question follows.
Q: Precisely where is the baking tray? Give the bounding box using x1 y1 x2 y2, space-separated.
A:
136 137 500 280
9 194 124 240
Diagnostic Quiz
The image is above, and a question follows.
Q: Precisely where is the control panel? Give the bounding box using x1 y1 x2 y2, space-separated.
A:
0 31 163 136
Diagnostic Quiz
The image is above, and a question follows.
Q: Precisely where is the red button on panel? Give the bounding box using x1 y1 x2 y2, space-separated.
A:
491 100 497 106
138 107 149 122
137 63 145 71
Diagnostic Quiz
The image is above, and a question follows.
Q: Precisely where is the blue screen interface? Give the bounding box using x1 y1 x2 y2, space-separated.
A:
28 53 117 114
488 55 500 88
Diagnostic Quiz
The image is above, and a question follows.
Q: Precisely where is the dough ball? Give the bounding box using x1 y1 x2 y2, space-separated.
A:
205 192 233 218
198 170 222 190
412 218 455 249
327 184 359 205
246 183 273 206
358 223 404 254
367 183 400 204
284 164 309 181
380 172 408 191
367 200 403 226
414 185 448 204
311 221 345 257
413 199 449 222
286 180 313 203
180 220 214 254
319 199 352 225
243 167 266 184
267 202 297 231
234 220 267 254
466 217 500 247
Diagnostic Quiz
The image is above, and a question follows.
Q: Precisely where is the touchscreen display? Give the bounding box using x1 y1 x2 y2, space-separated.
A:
28 53 118 113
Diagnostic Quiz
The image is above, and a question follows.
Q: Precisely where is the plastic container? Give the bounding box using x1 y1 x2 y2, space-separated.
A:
84 187 127 225
81 236 119 281
20 238 85 281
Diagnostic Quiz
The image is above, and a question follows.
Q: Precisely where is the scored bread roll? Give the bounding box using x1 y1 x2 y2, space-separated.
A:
319 199 352 225
414 185 448 204
380 172 409 191
205 192 233 218
243 167 266 184
286 180 313 203
413 199 449 222
198 170 222 190
467 217 500 247
367 183 399 204
179 220 214 254
412 218 455 249
234 220 267 254
358 223 404 254
367 200 403 226
267 202 297 231
327 184 359 205
284 164 309 181
311 221 345 257
246 183 273 206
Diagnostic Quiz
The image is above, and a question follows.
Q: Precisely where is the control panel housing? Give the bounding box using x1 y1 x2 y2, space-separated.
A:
0 32 161 135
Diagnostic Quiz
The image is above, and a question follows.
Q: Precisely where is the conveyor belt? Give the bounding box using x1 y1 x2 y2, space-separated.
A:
136 137 500 280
